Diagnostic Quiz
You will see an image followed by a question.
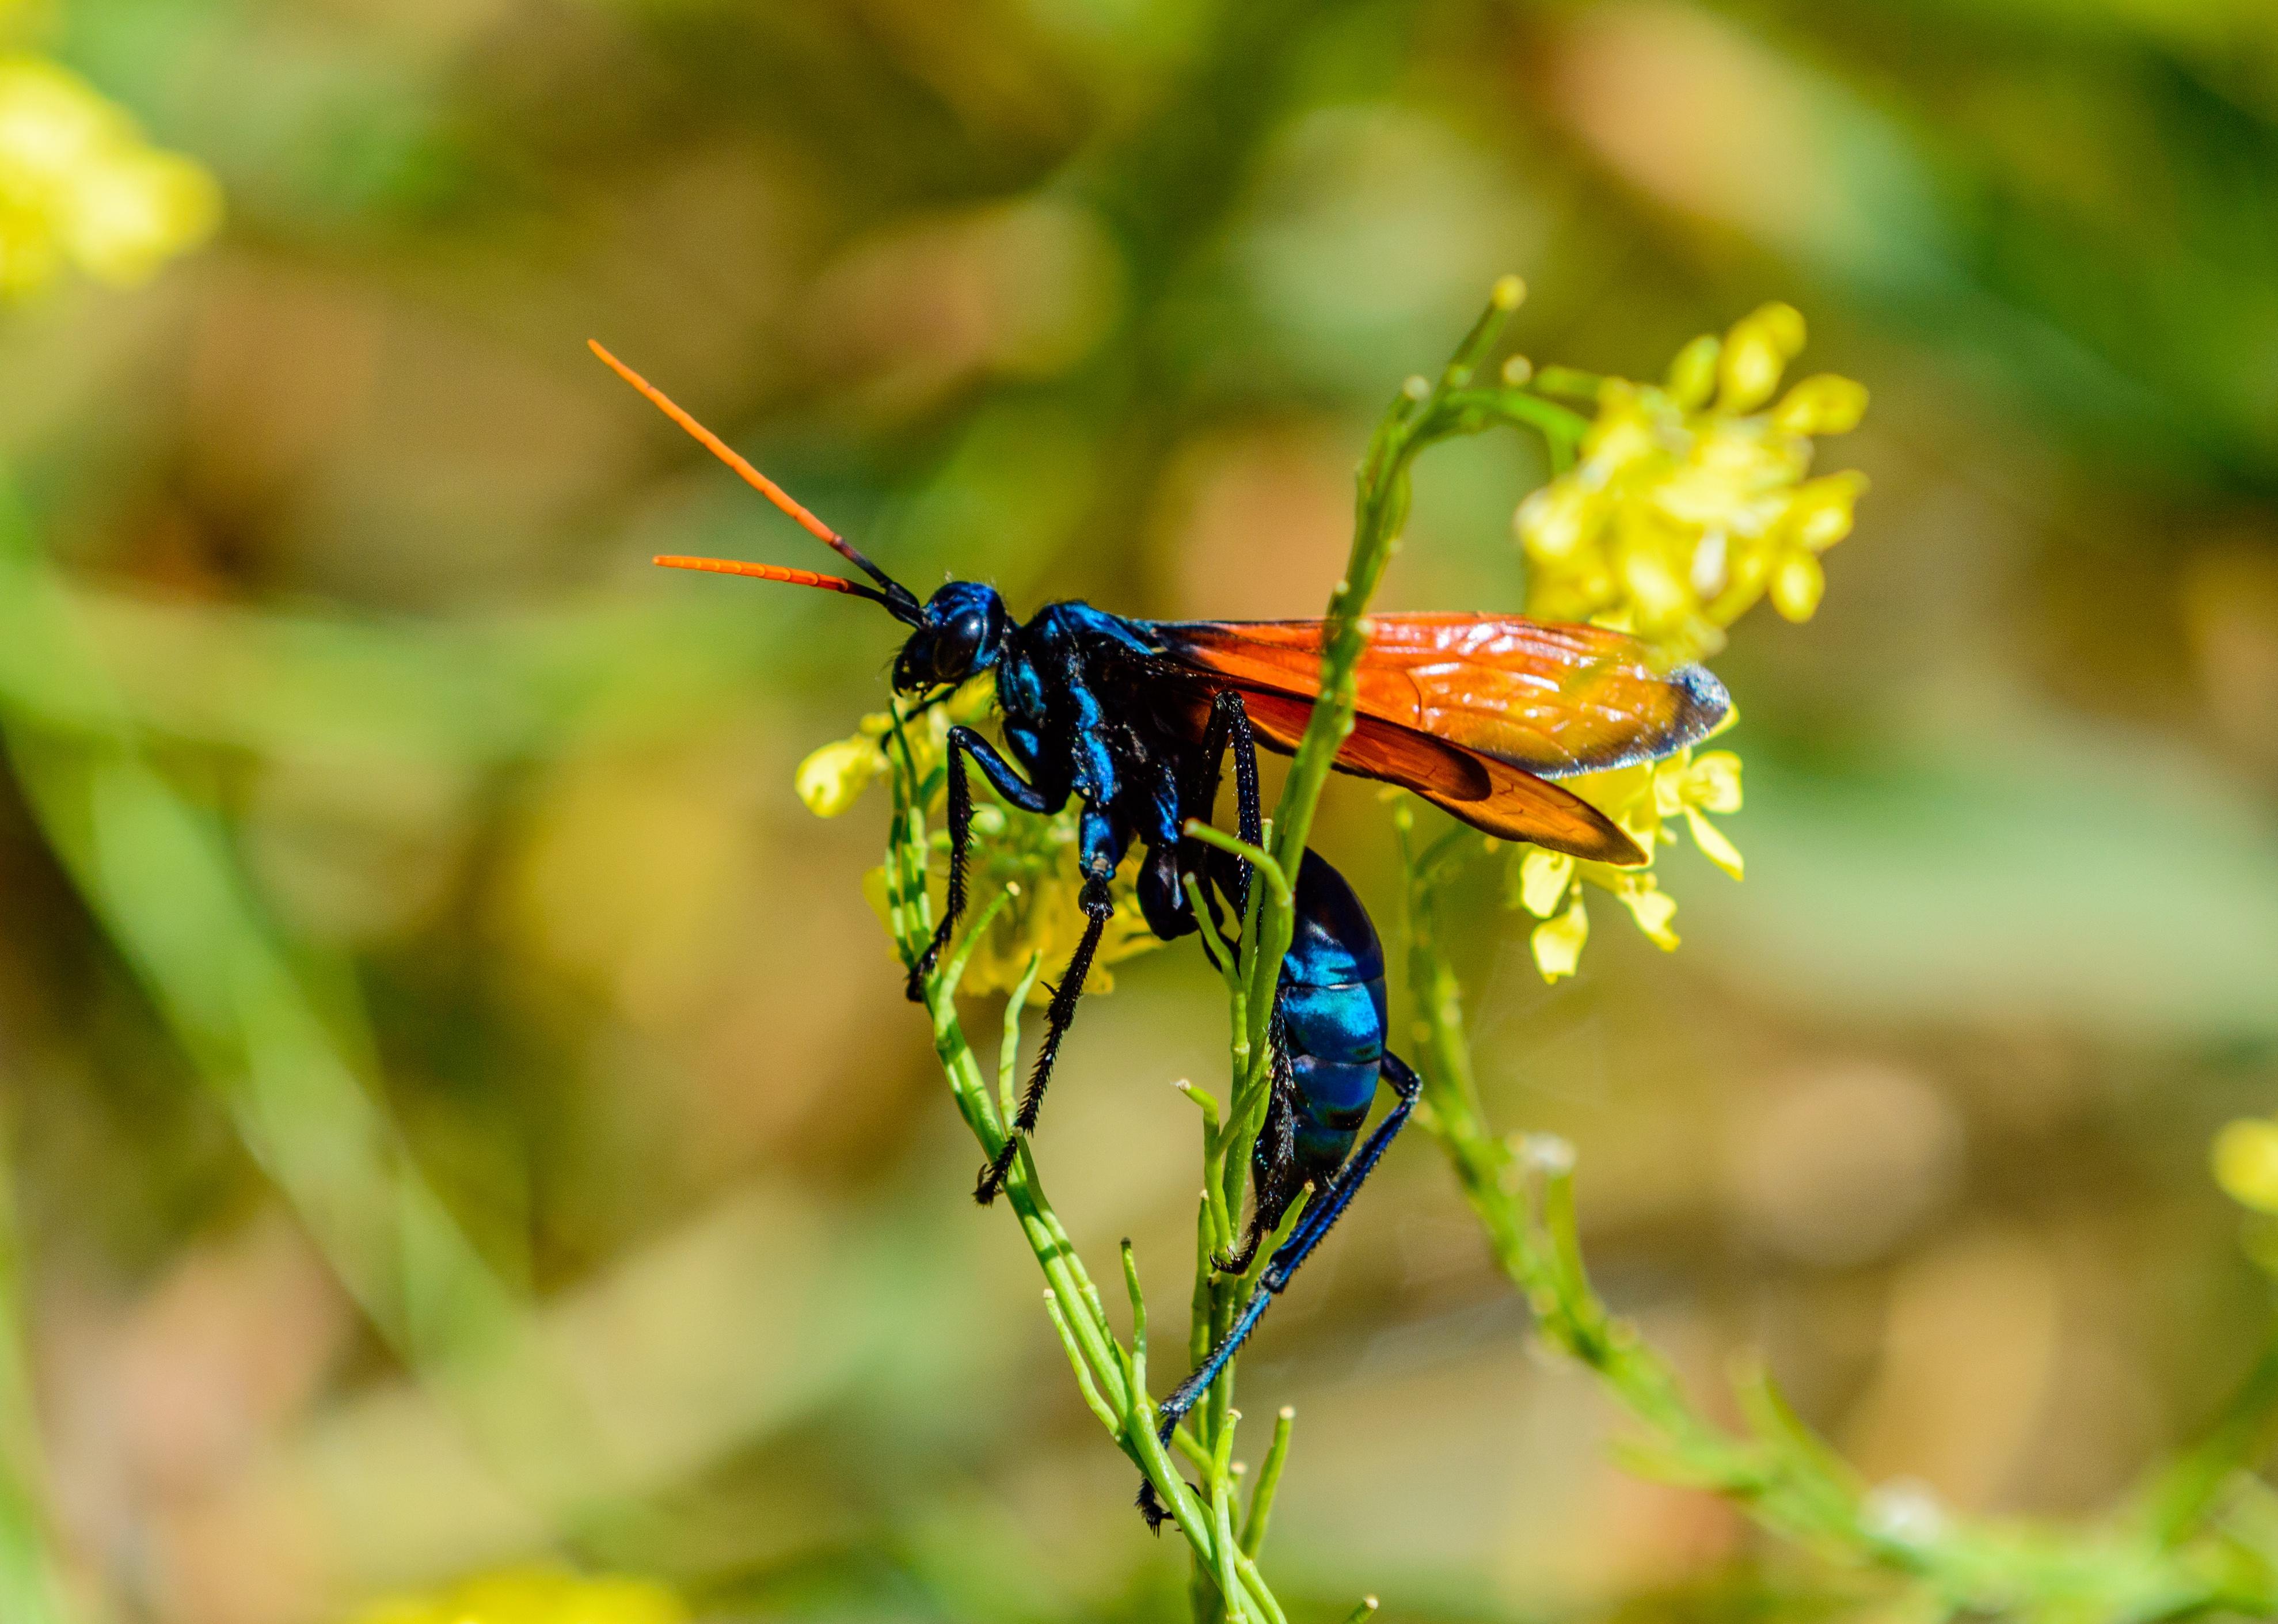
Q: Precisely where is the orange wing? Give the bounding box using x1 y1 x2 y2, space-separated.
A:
1150 614 1728 780
1201 686 1645 865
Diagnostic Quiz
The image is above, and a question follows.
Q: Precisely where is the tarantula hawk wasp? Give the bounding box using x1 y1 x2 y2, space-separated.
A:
589 339 1728 1519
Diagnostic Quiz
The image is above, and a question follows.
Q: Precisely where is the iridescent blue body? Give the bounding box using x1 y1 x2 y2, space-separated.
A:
904 588 1433 1508
1270 851 1391 1204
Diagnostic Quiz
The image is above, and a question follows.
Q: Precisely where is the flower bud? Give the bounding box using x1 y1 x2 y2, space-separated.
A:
1785 472 1866 553
795 737 885 817
1770 550 1825 621
1771 373 1868 435
1664 334 1721 409
1717 302 1807 413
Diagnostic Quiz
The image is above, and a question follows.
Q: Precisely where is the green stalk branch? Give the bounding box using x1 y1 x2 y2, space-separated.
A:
1393 807 2278 1623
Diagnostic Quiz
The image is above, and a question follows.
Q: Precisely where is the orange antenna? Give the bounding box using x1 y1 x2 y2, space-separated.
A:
589 339 919 620
652 554 892 606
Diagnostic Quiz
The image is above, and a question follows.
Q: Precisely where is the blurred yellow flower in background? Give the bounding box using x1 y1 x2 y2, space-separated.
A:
2213 1116 2278 1214
1518 302 1867 663
0 54 219 295
801 680 1163 1002
351 1568 684 1624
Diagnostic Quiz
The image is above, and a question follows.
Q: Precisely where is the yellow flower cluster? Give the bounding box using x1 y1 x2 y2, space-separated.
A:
0 55 220 295
1518 302 1868 663
1511 736 1742 982
798 682 1163 1002
351 1568 684 1624
1504 303 1866 980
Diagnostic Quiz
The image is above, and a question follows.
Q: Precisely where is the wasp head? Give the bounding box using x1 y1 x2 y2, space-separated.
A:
893 581 1009 693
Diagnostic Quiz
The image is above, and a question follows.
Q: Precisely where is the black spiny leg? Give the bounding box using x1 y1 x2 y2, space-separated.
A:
907 740 973 1002
1185 690 1263 921
974 874 1113 1205
1215 1035 1299 1276
1136 1053 1423 1530
1214 689 1262 850
908 727 1060 1002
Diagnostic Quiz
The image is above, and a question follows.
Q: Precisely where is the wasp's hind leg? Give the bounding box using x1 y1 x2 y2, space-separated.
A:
973 811 1121 1205
907 727 1060 1002
1134 1052 1422 1526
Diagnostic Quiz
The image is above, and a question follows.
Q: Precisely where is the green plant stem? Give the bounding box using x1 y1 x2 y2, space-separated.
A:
879 715 1288 1624
1188 280 1534 1504
1239 1408 1294 1561
0 493 646 1555
1394 811 2278 1623
2132 1332 2278 1547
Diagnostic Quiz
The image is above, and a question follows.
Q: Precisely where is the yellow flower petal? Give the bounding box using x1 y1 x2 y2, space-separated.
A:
2214 1119 2278 1214
1518 848 1575 918
1770 550 1825 621
1683 804 1744 880
1516 479 1599 562
1531 894 1589 982
1610 875 1679 950
1651 750 1691 819
1771 373 1868 436
1617 545 1691 627
1684 749 1743 814
796 736 886 817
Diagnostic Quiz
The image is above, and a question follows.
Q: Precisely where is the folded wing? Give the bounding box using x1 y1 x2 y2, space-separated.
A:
1178 684 1645 866
1150 613 1728 780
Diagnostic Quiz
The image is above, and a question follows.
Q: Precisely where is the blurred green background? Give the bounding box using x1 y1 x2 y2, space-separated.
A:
2 1 2277 1620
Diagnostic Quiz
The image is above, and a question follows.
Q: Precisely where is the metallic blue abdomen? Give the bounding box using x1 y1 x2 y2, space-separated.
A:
1280 982 1385 1067
1277 850 1390 1177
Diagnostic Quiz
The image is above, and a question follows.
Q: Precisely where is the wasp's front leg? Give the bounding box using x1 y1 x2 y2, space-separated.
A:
972 807 1120 1204
908 727 1064 1002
